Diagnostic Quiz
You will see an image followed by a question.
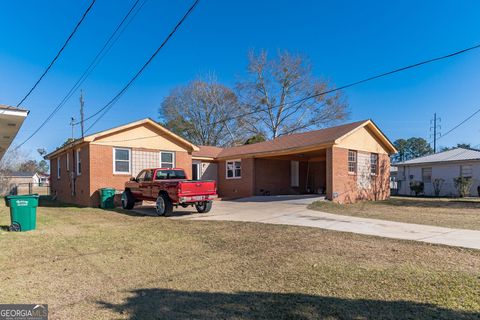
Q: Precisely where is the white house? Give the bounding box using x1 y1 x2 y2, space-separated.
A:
394 148 480 197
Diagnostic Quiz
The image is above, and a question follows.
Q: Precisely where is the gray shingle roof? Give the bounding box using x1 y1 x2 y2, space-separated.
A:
6 171 35 177
397 148 480 165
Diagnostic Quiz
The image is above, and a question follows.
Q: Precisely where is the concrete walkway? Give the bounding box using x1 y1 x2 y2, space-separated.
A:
134 195 480 250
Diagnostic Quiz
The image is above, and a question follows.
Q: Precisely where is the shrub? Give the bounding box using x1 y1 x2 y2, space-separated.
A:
453 177 472 198
432 178 445 197
409 180 424 196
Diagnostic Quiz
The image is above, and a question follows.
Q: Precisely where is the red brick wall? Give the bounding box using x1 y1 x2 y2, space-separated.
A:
329 146 390 203
49 143 91 206
217 158 254 198
307 161 327 194
176 151 193 180
254 159 291 195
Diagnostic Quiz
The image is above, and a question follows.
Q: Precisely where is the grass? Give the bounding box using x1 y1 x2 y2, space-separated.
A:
309 196 480 230
0 200 479 319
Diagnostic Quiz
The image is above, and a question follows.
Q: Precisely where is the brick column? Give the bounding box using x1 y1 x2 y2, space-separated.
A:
326 147 333 200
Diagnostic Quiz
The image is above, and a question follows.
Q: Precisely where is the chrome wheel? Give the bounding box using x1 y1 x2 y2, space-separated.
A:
155 196 165 216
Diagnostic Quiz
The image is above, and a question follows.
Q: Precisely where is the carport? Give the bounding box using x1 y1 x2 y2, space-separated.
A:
253 148 327 196
0 105 29 160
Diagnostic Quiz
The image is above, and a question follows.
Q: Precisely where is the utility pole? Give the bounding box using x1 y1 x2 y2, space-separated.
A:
79 90 85 138
430 113 441 153
70 117 76 140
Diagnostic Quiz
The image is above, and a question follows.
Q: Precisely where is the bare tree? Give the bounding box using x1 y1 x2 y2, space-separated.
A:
159 75 249 147
0 149 27 195
237 50 348 139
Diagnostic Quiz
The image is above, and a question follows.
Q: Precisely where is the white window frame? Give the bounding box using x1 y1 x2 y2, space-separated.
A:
113 147 131 175
226 159 242 179
348 150 357 174
57 157 61 179
160 151 175 168
76 148 82 176
66 152 69 171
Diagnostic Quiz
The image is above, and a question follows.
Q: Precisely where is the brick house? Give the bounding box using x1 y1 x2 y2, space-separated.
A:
47 118 396 206
192 119 396 203
46 119 198 206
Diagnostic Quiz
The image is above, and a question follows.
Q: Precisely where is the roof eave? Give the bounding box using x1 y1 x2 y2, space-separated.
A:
215 142 335 160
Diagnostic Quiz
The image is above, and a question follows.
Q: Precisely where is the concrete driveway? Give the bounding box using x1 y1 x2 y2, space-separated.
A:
133 195 480 250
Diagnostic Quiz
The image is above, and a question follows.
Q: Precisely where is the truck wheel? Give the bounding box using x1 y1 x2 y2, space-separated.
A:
195 201 212 213
156 194 173 216
121 190 135 210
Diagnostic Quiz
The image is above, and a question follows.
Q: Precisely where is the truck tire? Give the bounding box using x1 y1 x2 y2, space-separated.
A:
195 201 212 213
121 190 135 210
156 194 173 216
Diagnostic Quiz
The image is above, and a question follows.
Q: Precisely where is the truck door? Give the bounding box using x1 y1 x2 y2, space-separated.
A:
141 169 154 199
130 170 146 199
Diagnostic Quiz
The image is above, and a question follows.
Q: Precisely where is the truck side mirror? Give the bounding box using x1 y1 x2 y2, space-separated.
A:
130 177 137 182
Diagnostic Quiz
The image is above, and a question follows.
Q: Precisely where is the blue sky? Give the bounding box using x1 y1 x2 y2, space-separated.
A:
1 0 480 159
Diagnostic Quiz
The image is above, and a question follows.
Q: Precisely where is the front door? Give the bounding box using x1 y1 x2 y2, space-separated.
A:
192 161 201 181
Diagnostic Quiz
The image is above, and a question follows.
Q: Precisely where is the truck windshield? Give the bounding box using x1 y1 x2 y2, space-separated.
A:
155 169 186 180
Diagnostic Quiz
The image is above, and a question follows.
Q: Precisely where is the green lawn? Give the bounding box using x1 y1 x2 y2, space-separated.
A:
0 200 479 319
309 196 480 230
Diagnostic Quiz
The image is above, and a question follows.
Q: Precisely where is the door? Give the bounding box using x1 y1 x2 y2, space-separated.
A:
140 169 154 198
291 161 299 187
131 170 146 198
192 161 201 181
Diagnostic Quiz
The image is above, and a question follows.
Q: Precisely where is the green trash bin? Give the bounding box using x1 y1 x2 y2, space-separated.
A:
5 194 39 232
99 188 116 209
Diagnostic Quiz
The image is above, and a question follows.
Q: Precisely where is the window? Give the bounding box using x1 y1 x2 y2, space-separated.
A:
66 153 69 171
160 151 175 168
155 169 186 180
136 170 147 182
144 170 153 181
226 160 241 179
460 165 473 178
370 153 378 175
422 168 432 183
113 148 131 174
291 161 299 187
57 157 61 179
76 149 82 176
348 150 357 174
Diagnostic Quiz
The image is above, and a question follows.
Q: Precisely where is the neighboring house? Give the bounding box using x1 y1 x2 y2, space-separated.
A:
46 119 198 207
394 148 480 197
0 171 41 195
46 118 396 206
37 173 50 186
0 104 29 161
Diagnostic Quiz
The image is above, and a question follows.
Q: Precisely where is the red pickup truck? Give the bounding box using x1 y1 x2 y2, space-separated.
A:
121 168 217 216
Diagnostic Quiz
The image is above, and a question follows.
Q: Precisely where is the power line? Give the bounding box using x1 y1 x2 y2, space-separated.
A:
81 104 480 146
434 107 480 143
16 0 96 107
15 0 146 150
209 42 480 127
83 0 200 133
